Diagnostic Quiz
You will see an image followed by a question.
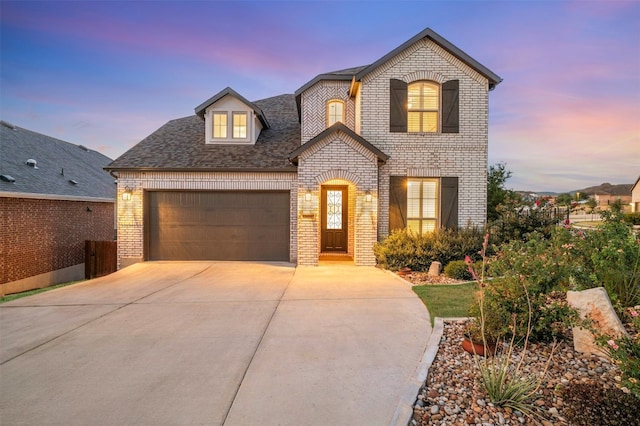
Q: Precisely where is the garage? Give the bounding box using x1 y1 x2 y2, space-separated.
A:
147 191 290 261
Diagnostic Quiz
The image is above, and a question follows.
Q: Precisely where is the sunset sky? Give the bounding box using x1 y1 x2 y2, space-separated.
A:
1 0 638 193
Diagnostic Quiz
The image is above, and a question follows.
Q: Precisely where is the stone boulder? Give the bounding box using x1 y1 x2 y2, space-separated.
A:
567 287 629 357
428 261 442 277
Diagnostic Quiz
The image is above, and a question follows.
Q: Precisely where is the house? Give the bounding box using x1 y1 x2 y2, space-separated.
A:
0 122 116 295
105 27 501 267
632 176 640 213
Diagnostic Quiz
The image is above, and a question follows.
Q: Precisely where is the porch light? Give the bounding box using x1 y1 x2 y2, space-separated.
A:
365 191 372 203
305 191 312 202
122 186 133 201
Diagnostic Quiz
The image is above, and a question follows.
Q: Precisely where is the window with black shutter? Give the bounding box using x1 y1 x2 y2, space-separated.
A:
388 176 459 233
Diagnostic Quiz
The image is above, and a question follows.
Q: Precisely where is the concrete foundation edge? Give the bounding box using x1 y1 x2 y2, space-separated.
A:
1 263 85 296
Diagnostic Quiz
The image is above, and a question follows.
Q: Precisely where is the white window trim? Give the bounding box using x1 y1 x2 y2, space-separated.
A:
407 81 440 133
206 110 254 145
327 99 345 127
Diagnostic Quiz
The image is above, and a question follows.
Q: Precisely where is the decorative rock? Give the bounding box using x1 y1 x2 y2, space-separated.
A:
567 287 629 357
428 261 442 277
430 405 440 415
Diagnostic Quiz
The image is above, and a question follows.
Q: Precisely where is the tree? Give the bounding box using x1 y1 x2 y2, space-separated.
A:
556 193 572 206
586 198 598 214
487 162 514 222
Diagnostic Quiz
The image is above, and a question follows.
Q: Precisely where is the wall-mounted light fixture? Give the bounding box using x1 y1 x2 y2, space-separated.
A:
365 191 372 203
304 190 312 202
122 186 133 201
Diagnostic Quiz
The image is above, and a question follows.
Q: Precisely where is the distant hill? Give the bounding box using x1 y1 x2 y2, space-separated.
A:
574 182 633 196
517 182 632 198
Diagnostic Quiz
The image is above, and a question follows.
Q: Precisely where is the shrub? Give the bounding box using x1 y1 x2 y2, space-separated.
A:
577 211 640 307
444 260 473 280
597 307 640 399
489 205 564 247
561 381 640 425
472 229 581 343
623 212 640 225
374 226 485 272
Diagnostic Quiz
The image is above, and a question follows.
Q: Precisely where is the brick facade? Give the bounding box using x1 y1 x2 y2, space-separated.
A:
116 171 298 267
297 133 379 266
0 197 114 285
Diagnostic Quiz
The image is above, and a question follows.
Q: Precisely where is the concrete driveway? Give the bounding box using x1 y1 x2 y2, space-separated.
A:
0 262 431 426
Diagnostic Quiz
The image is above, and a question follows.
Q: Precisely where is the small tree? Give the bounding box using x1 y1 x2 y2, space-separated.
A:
556 193 572 206
487 163 515 222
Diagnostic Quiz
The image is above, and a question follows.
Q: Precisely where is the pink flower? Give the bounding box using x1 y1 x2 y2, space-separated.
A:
631 309 638 318
465 255 472 265
607 339 619 350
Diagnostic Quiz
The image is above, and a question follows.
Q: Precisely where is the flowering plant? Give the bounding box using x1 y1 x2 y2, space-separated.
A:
597 307 640 400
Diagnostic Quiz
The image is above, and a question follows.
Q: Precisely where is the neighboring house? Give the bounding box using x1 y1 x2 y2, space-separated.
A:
594 193 632 212
0 122 116 295
106 27 501 267
631 176 640 213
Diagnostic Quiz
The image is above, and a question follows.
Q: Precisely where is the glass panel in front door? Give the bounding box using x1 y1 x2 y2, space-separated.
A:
327 190 342 229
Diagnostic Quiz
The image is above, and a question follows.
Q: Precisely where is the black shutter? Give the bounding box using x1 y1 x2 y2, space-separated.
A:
389 79 407 133
389 176 407 231
442 80 459 133
441 177 459 229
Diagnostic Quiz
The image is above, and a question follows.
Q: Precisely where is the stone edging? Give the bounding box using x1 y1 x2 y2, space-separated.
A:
389 317 445 426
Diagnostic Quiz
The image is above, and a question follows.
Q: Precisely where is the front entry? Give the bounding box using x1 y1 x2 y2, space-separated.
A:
321 185 348 252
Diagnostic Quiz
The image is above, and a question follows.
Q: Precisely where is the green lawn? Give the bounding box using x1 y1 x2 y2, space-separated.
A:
0 281 82 304
413 282 477 324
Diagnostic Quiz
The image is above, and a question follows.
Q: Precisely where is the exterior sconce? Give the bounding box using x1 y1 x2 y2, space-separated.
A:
122 186 133 201
365 191 372 203
302 190 315 218
304 191 312 202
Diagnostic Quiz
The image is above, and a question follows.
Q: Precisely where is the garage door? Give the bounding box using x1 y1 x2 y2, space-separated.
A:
147 191 290 261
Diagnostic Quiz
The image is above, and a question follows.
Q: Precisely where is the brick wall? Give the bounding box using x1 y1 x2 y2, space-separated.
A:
116 171 298 267
0 197 115 284
358 38 490 237
297 132 379 266
301 80 355 144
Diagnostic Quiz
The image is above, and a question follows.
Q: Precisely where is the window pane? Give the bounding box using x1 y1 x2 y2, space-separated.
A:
422 220 436 234
408 84 422 109
328 101 344 126
407 220 421 234
233 113 247 138
407 180 421 217
422 84 439 109
408 112 421 132
422 112 438 132
213 113 227 138
327 190 343 229
422 180 438 217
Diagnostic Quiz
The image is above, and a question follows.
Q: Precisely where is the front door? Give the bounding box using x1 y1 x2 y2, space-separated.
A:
321 186 348 252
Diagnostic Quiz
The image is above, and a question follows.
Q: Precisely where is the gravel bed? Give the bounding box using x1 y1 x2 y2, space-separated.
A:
411 321 622 426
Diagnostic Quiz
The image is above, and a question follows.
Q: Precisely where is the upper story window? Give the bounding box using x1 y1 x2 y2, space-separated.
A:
327 100 345 127
232 112 247 139
390 79 459 134
407 81 439 133
213 112 228 139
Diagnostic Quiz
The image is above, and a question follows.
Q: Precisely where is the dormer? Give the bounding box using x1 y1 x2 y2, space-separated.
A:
195 87 269 145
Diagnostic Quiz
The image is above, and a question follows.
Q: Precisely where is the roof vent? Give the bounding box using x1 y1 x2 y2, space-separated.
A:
1 174 16 183
26 159 38 168
0 120 16 130
69 179 78 185
78 144 89 151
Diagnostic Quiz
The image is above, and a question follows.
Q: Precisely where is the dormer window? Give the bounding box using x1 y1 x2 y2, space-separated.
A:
213 112 228 139
232 112 248 139
327 100 344 127
195 87 269 145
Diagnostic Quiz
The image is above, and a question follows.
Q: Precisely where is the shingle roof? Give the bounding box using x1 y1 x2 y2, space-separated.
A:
106 94 300 171
0 121 115 200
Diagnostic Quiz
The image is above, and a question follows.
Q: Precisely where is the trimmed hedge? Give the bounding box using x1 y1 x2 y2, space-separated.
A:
373 226 485 272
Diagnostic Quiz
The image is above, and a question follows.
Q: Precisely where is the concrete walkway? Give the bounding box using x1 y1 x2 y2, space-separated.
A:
0 262 431 426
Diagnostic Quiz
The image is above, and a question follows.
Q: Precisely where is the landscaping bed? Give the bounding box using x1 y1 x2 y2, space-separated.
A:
411 321 630 426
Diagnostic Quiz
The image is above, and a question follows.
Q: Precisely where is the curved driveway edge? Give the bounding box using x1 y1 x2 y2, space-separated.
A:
0 262 431 426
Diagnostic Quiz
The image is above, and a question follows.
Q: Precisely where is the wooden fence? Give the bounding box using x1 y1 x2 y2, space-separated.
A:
85 240 117 279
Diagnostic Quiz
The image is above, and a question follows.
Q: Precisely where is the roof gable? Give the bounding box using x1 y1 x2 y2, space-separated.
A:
194 87 270 128
355 28 502 89
288 122 388 164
